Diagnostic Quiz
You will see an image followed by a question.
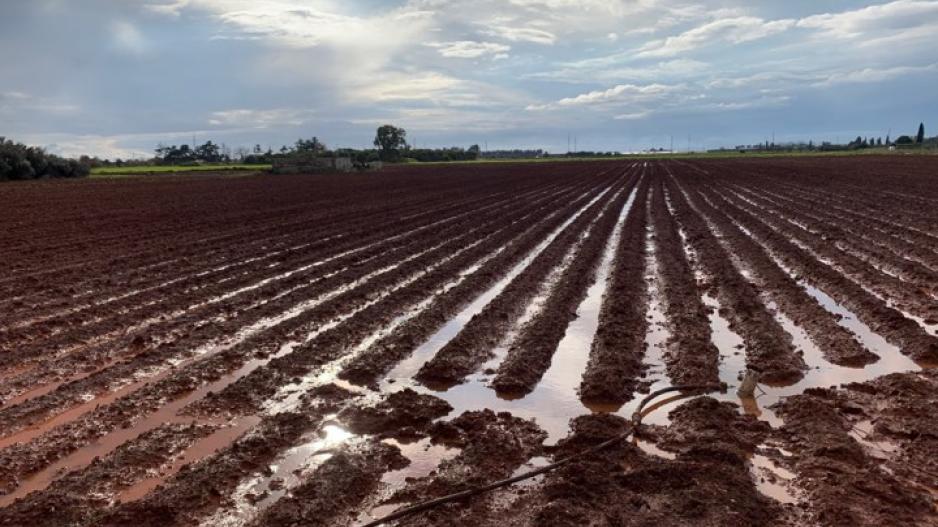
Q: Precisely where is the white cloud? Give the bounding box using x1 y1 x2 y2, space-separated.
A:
529 58 708 84
211 4 434 50
351 72 465 103
637 16 795 58
144 0 191 17
706 71 819 89
614 110 653 120
351 106 534 134
208 108 316 127
16 134 153 160
631 1 938 60
555 83 682 107
814 63 938 86
482 25 557 44
797 0 938 38
0 91 30 101
112 20 150 56
699 95 791 111
0 91 79 115
527 83 683 110
427 41 511 59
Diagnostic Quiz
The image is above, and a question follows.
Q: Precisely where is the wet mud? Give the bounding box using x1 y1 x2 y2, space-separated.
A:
3 158 938 526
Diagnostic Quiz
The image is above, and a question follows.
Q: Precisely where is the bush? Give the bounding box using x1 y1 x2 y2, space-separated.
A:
0 137 89 181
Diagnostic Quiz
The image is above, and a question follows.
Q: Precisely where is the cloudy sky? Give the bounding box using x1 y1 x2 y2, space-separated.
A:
2 0 937 158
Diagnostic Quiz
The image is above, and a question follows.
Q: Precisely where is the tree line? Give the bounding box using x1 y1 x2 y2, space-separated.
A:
146 125 482 166
0 137 89 181
728 122 934 153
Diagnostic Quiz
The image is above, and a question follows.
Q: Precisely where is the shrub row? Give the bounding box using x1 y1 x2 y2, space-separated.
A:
0 137 89 181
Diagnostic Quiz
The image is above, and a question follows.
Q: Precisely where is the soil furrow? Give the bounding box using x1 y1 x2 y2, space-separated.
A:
246 441 407 527
89 384 356 527
491 176 635 394
187 177 599 417
664 172 806 383
578 175 651 404
732 184 938 321
337 171 624 387
0 423 215 525
0 179 549 337
708 184 938 363
371 410 547 526
647 172 720 386
676 175 877 367
755 180 938 277
414 173 631 386
0 180 567 399
0 189 575 492
771 391 935 526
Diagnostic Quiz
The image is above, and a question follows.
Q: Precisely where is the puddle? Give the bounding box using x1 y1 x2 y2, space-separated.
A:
380 437 461 488
353 438 462 526
0 375 154 449
750 452 797 504
199 423 357 526
117 416 262 503
847 419 900 461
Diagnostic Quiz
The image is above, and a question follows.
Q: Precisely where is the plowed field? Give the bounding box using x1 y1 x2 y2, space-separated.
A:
1 157 937 526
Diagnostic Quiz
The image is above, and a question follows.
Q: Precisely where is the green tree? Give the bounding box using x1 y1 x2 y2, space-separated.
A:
0 136 88 181
195 141 222 162
295 137 326 154
374 125 407 161
916 122 925 144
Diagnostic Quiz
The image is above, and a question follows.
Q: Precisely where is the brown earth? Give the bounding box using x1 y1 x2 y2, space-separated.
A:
2 157 937 526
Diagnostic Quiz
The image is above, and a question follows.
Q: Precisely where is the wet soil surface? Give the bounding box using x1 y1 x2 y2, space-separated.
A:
2 158 938 526
340 389 452 439
764 370 938 526
578 176 650 405
492 178 635 394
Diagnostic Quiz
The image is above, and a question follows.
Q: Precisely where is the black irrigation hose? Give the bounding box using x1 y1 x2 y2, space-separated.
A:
359 383 725 527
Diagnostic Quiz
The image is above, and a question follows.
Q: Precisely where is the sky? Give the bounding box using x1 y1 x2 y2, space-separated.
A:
1 0 937 158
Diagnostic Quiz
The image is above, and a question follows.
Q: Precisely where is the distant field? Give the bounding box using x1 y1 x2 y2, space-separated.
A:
86 150 937 176
91 164 270 176
416 147 936 165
